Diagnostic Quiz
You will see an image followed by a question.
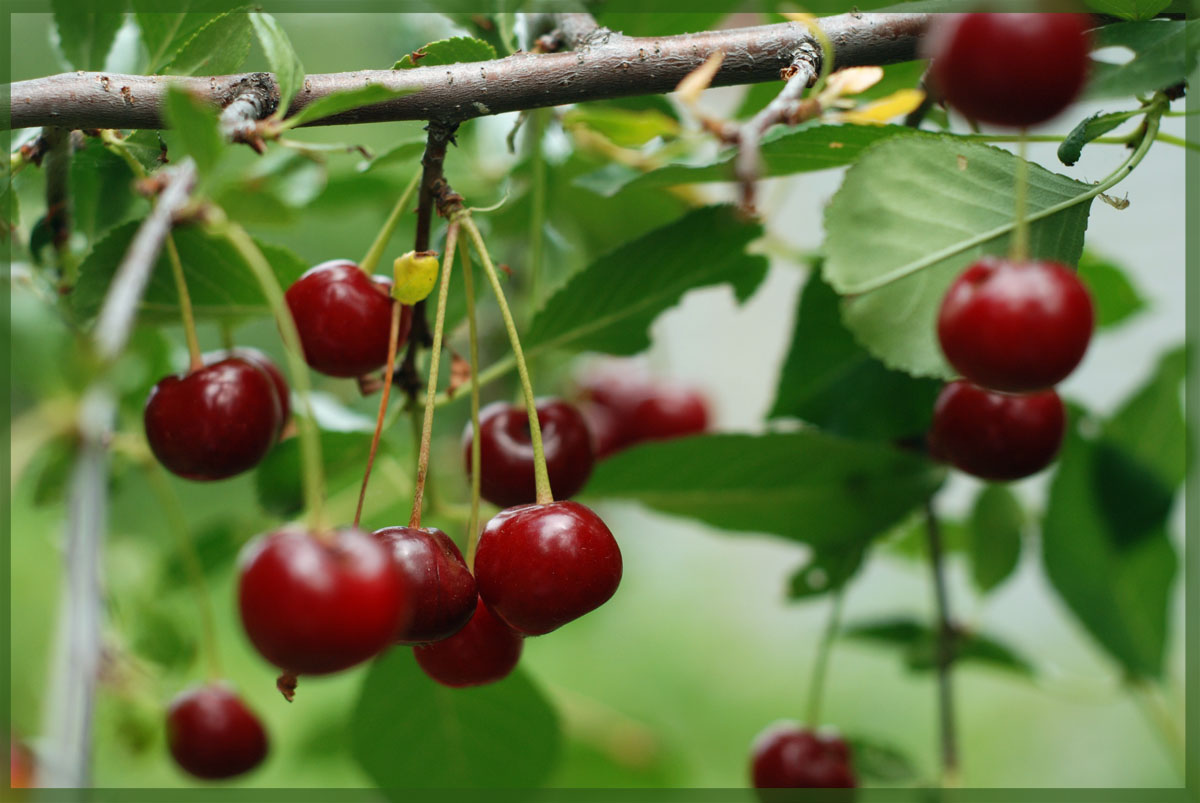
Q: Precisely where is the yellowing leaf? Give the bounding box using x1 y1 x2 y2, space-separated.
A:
823 67 884 99
392 250 440 304
839 89 926 125
676 50 725 105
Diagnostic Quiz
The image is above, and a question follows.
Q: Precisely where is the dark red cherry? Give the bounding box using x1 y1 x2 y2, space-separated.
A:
166 684 268 780
929 380 1065 481
750 723 856 788
284 260 413 378
627 384 710 443
372 526 477 644
144 356 282 481
474 501 622 636
225 348 290 436
463 399 595 508
238 528 408 676
925 13 1092 127
579 400 628 459
938 257 1094 393
413 597 523 688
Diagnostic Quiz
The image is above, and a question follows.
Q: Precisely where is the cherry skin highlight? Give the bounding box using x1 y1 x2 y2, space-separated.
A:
413 597 523 688
750 723 856 788
926 13 1092 127
372 526 477 644
938 257 1094 393
238 528 408 676
166 684 268 780
474 501 622 636
463 399 595 508
929 380 1066 481
284 260 413 378
225 347 290 436
144 355 282 481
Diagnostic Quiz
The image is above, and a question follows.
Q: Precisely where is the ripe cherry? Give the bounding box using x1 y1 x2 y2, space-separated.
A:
577 363 711 455
227 347 290 436
463 399 595 508
238 528 408 680
925 13 1092 127
750 723 856 788
627 384 710 443
284 260 413 378
144 355 282 481
929 380 1065 481
579 400 627 459
413 597 523 688
372 526 477 644
10 733 34 789
166 684 268 780
474 501 622 636
938 257 1094 393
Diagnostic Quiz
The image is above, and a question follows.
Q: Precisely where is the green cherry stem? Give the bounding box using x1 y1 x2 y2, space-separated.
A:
459 213 554 506
461 242 483 569
527 108 548 321
1011 132 1031 262
164 233 203 371
409 222 459 529
804 589 845 727
359 168 422 275
353 298 403 529
212 214 328 533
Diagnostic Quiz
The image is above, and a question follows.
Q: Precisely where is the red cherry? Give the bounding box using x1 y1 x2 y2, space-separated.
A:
166 684 268 780
284 260 413 378
474 501 622 636
579 400 628 459
225 348 290 436
627 384 710 443
938 257 1094 393
413 597 523 687
237 528 408 676
929 380 1065 481
750 723 856 788
925 13 1092 127
144 355 282 481
372 526 477 644
10 733 34 789
463 399 595 508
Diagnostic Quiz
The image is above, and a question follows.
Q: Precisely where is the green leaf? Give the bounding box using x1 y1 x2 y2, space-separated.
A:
134 1 237 73
393 36 496 69
788 544 866 600
1085 0 1172 20
358 139 426 174
824 135 1093 378
255 430 382 517
32 435 78 507
165 10 253 76
70 139 145 245
1105 345 1186 489
51 0 124 71
584 432 944 548
249 11 304 112
163 85 224 178
769 270 941 440
284 85 416 129
73 222 308 323
1057 109 1143 166
845 736 921 784
214 150 327 225
597 11 730 37
120 130 169 173
967 485 1024 593
525 206 766 357
351 649 560 788
563 106 680 148
1086 20 1200 99
844 617 1035 676
1077 250 1147 329
1043 418 1178 678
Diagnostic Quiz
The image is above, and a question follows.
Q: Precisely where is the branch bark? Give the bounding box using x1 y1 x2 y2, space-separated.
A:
7 13 929 131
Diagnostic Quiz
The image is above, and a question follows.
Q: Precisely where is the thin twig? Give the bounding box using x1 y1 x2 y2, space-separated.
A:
41 127 73 275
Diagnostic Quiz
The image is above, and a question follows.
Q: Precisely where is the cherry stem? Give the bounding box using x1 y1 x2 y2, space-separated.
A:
460 213 554 506
1128 678 1186 772
164 233 203 371
360 168 422 275
924 499 960 788
409 222 459 528
1011 132 1030 262
804 589 844 727
213 216 328 533
461 242 483 569
353 299 403 529
527 108 548 321
142 460 221 680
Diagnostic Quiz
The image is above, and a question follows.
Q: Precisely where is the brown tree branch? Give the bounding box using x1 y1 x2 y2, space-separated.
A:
7 13 930 132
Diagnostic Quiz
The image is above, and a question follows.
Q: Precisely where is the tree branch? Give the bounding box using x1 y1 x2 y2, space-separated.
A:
7 13 929 132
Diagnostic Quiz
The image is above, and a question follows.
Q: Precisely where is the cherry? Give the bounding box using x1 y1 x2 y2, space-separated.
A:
413 596 523 687
925 13 1092 127
474 501 622 636
929 380 1065 481
238 528 408 679
579 400 627 459
226 347 290 436
372 526 477 644
10 733 33 788
166 684 268 780
577 364 711 455
144 355 282 481
938 257 1094 393
463 399 595 508
627 384 710 443
284 260 413 378
750 723 856 788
